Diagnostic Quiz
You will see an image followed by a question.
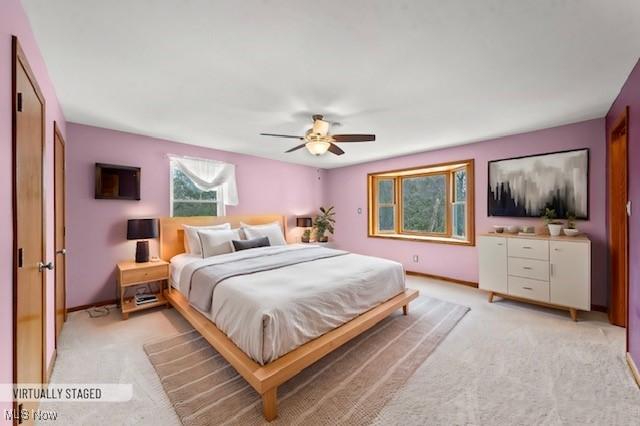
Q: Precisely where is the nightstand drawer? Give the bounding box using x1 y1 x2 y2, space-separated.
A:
121 264 168 285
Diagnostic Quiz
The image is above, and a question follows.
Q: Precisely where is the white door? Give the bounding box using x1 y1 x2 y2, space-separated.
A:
550 241 591 310
479 236 508 293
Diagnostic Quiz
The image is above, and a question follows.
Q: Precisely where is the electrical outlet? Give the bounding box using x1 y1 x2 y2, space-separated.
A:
412 255 419 263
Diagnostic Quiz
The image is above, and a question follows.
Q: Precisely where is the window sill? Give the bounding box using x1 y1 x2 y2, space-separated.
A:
368 233 475 246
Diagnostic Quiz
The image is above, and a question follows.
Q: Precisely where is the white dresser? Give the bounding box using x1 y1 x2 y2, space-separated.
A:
478 233 591 320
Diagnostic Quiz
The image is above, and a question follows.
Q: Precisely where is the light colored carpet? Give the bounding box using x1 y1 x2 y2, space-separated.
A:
39 276 640 425
143 296 468 425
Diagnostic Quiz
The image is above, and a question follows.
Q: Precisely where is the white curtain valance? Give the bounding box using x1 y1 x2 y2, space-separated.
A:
169 155 239 206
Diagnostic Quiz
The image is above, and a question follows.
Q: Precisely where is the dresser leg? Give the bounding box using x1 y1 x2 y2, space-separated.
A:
122 312 129 320
487 291 495 303
402 304 408 315
569 308 578 322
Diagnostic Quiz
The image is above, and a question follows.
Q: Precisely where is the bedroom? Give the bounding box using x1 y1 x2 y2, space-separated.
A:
1 0 640 425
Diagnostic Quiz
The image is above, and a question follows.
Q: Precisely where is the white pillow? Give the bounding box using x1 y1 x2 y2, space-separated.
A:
241 221 286 246
183 223 231 256
197 229 241 258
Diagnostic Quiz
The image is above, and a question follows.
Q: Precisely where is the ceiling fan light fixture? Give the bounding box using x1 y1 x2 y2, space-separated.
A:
311 119 329 136
305 140 331 156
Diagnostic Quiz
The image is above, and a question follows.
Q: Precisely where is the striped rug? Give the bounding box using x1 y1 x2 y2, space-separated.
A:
143 296 469 425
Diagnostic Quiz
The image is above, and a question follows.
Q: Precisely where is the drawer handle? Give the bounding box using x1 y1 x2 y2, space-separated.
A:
522 246 533 249
554 248 561 252
522 266 533 270
522 287 533 291
497 243 504 246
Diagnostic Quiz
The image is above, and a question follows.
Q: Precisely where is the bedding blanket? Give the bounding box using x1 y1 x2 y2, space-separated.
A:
183 245 348 312
177 244 405 364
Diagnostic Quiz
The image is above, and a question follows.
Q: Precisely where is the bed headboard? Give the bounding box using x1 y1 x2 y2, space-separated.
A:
159 214 287 261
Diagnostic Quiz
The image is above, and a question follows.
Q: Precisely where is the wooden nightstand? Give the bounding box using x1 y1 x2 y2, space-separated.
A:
311 241 337 249
116 260 169 320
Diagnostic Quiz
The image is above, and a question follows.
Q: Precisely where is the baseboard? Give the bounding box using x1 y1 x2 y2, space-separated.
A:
406 270 478 288
67 299 117 313
591 304 608 313
627 352 640 389
46 349 57 384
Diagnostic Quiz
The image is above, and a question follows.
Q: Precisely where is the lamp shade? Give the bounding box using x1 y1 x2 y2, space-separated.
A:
305 141 331 156
296 217 312 228
127 218 158 240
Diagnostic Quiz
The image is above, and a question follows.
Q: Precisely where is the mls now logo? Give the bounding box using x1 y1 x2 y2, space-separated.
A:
5 408 58 422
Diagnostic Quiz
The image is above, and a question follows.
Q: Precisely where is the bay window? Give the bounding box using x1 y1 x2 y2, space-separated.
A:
368 160 474 245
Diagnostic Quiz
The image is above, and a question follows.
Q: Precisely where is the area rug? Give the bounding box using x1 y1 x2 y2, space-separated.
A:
143 296 469 425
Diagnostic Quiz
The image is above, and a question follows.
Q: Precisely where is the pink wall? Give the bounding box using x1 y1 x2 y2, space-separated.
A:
606 58 640 367
65 123 326 308
1 0 67 415
325 118 607 307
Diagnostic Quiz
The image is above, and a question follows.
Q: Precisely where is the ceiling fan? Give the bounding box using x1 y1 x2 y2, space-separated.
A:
260 114 375 156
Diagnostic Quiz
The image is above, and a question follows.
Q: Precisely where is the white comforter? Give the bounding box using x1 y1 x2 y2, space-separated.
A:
172 244 405 365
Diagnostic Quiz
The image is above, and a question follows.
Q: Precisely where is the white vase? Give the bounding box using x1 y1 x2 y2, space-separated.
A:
548 223 563 236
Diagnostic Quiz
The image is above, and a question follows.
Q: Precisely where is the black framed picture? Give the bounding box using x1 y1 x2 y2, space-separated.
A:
488 148 589 219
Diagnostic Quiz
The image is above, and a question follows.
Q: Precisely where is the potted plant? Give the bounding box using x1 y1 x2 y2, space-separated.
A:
541 208 563 236
563 213 580 236
313 206 335 243
301 228 311 243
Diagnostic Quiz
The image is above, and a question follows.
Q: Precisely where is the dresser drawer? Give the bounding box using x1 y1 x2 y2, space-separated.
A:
507 238 549 260
120 264 168 285
508 276 550 302
508 257 549 281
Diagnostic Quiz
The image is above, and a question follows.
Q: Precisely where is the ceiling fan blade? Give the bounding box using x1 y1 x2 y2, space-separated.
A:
260 133 304 139
332 134 376 142
285 143 307 153
327 143 345 156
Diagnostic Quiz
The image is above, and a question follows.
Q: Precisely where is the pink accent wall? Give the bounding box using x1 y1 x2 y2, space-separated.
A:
1 0 67 418
606 58 640 368
325 118 607 306
65 123 326 308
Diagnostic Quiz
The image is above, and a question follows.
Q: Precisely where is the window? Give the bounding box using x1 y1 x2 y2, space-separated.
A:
170 166 224 216
368 160 474 245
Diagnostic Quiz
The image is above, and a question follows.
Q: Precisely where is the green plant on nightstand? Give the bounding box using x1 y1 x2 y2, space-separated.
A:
301 228 311 243
313 206 335 243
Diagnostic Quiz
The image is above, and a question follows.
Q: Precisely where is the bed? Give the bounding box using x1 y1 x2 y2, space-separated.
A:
160 215 419 421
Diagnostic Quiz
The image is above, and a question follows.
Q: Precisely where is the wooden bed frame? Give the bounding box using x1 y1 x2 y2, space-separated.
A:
159 215 419 421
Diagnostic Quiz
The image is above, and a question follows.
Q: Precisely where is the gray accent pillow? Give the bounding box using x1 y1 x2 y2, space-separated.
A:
232 237 270 251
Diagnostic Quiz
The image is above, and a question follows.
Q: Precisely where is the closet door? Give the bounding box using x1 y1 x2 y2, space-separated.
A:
13 36 48 423
550 241 591 311
479 236 507 293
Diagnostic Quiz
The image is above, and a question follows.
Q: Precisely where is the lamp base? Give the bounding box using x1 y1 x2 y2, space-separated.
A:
135 240 150 263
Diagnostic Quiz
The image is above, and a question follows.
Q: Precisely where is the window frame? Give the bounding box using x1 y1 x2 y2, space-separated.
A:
451 166 468 240
367 159 475 246
169 164 225 217
375 177 397 234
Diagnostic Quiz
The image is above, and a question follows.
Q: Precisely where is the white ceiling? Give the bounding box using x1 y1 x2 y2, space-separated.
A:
23 0 640 168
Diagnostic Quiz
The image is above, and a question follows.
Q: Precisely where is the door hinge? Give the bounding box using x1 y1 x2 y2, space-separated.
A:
17 92 23 112
627 201 632 217
18 248 23 268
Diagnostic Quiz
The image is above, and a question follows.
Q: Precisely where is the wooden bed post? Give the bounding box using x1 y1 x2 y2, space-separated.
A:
262 387 278 421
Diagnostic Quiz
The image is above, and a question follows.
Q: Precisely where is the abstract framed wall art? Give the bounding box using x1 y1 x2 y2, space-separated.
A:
488 148 589 219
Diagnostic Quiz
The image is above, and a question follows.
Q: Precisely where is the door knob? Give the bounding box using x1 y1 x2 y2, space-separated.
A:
38 261 54 272
56 249 66 255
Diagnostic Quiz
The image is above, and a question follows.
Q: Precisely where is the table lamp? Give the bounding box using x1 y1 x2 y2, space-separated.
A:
127 218 158 263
